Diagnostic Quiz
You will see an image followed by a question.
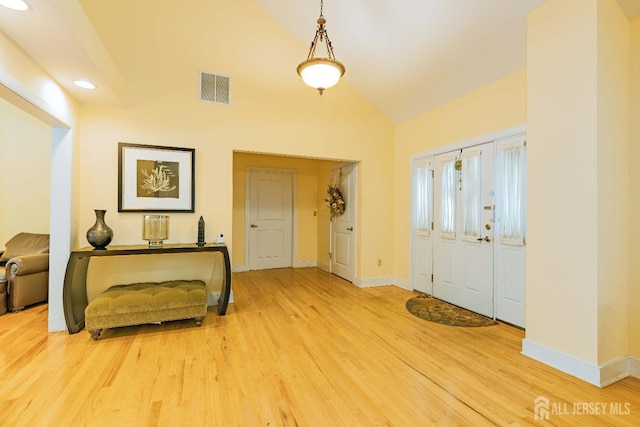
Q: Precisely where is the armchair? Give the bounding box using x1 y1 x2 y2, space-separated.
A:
0 232 49 312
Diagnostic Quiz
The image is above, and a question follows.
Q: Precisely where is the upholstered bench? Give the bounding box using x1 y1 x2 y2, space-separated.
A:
85 280 207 340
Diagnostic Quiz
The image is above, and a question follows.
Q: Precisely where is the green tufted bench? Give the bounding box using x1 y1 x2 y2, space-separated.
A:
84 280 207 340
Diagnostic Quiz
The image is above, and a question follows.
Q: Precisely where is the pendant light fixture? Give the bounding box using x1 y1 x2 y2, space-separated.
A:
297 0 345 95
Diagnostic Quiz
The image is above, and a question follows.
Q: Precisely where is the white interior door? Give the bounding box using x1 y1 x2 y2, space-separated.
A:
248 169 293 270
330 164 355 282
412 158 433 294
495 136 526 328
432 144 494 317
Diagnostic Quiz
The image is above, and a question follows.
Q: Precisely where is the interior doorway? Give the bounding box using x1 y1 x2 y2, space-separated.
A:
0 83 73 332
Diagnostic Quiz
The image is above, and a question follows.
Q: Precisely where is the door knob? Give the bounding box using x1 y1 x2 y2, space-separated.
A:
347 227 353 231
476 236 491 242
250 224 258 228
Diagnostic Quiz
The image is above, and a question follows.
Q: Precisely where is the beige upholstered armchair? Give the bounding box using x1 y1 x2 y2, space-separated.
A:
0 232 49 312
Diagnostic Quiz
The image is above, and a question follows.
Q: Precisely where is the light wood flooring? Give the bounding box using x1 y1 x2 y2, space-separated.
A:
1 267 639 426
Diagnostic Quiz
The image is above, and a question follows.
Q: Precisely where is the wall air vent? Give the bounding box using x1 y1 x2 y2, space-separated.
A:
200 71 231 105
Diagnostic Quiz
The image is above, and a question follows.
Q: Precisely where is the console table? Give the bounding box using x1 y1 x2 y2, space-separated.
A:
63 243 231 334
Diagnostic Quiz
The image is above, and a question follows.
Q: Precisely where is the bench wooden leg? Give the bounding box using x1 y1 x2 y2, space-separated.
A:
195 317 204 327
89 329 102 340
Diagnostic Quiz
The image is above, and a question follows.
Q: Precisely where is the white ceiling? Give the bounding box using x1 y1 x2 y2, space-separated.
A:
0 0 639 123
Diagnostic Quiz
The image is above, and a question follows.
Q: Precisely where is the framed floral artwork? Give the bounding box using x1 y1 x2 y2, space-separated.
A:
118 142 195 212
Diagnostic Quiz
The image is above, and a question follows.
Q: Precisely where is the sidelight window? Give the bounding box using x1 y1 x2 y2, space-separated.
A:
415 163 432 236
498 142 526 245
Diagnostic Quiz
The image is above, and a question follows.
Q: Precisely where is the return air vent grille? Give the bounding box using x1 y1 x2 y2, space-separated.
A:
200 72 231 105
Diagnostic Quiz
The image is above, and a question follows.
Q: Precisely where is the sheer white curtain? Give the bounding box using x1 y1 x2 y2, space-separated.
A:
499 143 526 245
462 151 481 241
440 159 456 238
415 164 430 235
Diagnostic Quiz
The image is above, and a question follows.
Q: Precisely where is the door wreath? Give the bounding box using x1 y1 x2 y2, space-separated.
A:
325 184 345 218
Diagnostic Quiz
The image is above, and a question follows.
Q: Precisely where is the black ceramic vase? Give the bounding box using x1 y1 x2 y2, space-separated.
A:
86 209 113 250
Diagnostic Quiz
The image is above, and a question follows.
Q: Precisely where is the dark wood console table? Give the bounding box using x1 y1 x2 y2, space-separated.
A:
63 243 231 334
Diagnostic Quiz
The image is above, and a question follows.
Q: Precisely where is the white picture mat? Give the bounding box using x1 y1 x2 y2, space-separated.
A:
121 146 193 211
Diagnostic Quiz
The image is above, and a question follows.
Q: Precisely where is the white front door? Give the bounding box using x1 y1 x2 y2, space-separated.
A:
248 169 293 270
412 158 433 294
330 164 355 282
432 144 494 317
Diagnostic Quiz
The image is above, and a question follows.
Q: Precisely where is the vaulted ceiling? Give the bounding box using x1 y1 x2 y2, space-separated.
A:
1 0 639 123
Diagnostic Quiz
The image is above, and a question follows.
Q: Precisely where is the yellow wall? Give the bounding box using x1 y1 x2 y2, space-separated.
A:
527 0 631 366
393 69 527 283
232 152 340 268
77 0 395 283
596 0 629 364
0 97 51 243
527 0 599 363
629 17 640 358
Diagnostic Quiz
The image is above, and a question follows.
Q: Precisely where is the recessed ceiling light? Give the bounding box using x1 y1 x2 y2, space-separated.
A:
0 0 30 11
74 80 96 90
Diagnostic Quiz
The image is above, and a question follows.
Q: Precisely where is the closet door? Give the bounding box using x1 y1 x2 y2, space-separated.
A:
248 168 293 270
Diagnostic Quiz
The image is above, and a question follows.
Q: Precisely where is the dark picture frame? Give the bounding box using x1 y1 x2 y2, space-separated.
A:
118 142 195 212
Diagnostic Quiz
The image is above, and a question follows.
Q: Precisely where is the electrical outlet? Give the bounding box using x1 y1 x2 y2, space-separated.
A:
377 259 382 267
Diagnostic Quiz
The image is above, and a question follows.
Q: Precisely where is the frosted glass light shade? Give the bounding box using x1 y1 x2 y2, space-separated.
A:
74 80 96 89
0 0 29 11
297 58 345 94
142 215 169 248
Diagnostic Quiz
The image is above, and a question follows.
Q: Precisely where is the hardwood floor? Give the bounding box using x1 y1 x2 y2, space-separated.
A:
1 267 639 426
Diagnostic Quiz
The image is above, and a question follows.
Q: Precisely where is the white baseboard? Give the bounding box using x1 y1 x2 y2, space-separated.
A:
392 276 412 291
352 276 412 290
208 290 234 306
629 357 640 379
522 338 638 387
234 262 318 272
599 357 630 387
522 338 602 386
293 260 317 268
316 262 330 272
354 276 394 288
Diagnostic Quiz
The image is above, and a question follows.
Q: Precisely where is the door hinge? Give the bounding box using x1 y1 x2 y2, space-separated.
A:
431 169 434 178
431 273 434 282
431 221 434 230
329 252 332 260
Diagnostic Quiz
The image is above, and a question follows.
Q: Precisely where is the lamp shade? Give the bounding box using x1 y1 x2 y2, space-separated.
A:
298 1 345 95
297 58 345 93
142 215 169 248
